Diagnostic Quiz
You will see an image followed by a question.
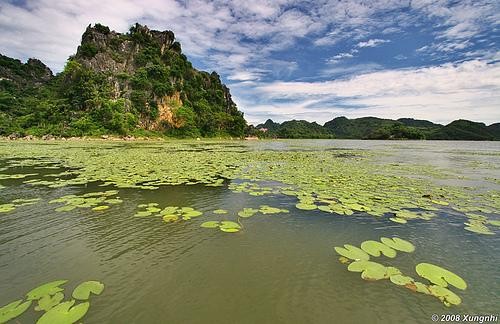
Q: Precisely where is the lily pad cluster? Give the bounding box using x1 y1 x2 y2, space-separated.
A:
49 190 122 212
0 279 104 324
237 205 289 218
201 220 242 233
134 203 203 222
0 198 41 213
0 141 498 236
334 237 467 307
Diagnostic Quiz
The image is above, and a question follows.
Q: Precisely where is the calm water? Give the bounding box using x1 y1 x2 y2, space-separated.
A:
0 140 499 323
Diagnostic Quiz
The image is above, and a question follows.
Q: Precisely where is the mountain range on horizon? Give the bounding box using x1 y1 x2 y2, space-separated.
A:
251 117 500 140
0 23 498 140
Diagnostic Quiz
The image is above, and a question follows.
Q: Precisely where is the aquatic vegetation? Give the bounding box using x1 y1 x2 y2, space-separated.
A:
49 191 121 212
35 292 65 311
72 281 105 300
36 300 90 324
27 280 68 300
360 240 397 258
213 209 228 214
334 245 370 261
200 220 242 233
0 279 104 323
0 198 41 213
347 260 388 280
0 299 32 323
238 208 259 218
335 237 467 307
415 263 467 290
380 237 415 253
0 140 497 236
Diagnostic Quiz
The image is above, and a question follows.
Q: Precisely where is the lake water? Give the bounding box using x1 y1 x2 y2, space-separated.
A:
0 140 499 323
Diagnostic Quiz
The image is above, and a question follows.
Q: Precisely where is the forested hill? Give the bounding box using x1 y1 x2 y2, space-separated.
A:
0 23 246 137
252 117 500 140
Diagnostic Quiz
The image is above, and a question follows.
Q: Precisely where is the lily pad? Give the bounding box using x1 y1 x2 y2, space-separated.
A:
334 245 370 261
380 237 415 253
200 221 220 228
0 299 32 323
295 203 317 210
27 280 68 300
163 214 179 223
92 205 109 211
389 274 414 286
415 263 467 290
36 300 90 324
238 208 258 218
360 240 397 258
428 285 462 306
389 217 407 224
347 260 387 281
72 281 104 300
35 292 64 311
213 209 228 214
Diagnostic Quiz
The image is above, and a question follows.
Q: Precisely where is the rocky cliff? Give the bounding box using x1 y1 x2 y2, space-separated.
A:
0 23 246 137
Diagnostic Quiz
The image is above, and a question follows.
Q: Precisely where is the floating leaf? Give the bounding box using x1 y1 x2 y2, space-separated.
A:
334 245 370 261
415 263 467 290
0 299 32 323
295 203 317 210
389 217 407 224
213 209 228 214
238 208 258 218
27 280 68 300
347 260 387 281
162 215 179 223
428 285 462 306
92 205 109 211
200 221 220 228
389 274 414 286
72 281 104 300
360 240 397 258
36 300 89 324
35 292 64 311
380 237 415 253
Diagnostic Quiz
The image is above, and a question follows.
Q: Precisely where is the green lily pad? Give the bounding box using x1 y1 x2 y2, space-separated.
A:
201 221 220 228
334 245 370 261
488 220 500 227
163 214 179 223
380 237 415 253
295 203 317 210
347 260 387 281
27 280 68 300
134 211 152 217
35 292 64 311
36 300 90 324
360 240 397 258
92 205 109 211
415 263 467 290
389 274 414 286
389 217 407 224
72 281 104 300
428 285 462 306
220 221 241 230
384 267 402 278
238 208 259 218
213 209 228 214
0 299 32 323
184 210 203 217
220 227 240 233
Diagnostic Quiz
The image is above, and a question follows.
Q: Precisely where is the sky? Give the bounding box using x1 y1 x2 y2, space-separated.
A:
0 0 499 125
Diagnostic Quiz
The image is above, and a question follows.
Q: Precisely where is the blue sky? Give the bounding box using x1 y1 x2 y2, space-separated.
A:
1 0 499 125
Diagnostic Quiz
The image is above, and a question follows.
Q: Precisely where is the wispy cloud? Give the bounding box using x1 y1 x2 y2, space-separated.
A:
356 39 390 48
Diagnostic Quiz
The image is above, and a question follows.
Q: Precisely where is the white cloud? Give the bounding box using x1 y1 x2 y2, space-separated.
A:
244 60 500 125
356 39 390 48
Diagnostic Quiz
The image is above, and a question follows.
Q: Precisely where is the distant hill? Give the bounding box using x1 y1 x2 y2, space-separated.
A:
255 117 499 140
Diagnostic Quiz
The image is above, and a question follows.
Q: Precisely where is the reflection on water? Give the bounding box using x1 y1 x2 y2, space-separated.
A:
0 140 499 324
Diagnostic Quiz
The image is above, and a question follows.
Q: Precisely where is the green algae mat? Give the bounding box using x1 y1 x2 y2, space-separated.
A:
0 139 498 323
